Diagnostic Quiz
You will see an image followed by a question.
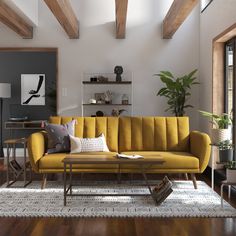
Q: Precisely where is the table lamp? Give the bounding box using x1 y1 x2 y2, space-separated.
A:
0 83 11 157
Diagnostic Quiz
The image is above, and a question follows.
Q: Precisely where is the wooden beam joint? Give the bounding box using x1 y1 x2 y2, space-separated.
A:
0 1 33 39
115 0 128 39
44 0 79 39
163 0 198 39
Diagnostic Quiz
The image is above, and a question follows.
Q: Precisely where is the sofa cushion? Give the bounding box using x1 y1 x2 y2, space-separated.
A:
70 134 109 153
39 152 118 169
121 151 199 169
49 116 119 152
45 120 76 154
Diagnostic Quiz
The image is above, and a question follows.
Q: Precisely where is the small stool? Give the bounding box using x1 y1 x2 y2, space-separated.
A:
4 138 32 187
220 180 236 208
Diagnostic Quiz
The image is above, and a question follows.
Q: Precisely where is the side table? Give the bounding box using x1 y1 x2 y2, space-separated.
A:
220 180 236 208
4 138 32 187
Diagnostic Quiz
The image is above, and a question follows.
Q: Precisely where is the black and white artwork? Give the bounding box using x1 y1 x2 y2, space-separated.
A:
21 74 45 105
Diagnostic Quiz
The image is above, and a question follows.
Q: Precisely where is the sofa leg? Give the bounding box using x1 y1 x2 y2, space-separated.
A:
41 174 47 189
190 174 197 189
184 173 189 180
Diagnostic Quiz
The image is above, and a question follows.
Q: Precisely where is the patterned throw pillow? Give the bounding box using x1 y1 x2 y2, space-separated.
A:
69 134 109 153
45 120 76 154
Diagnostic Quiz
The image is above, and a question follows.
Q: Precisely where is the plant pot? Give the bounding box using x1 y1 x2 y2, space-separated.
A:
219 149 233 163
226 168 236 182
211 128 231 144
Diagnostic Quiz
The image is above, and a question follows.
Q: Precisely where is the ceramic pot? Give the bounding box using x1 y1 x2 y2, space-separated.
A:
226 169 236 182
211 129 231 144
219 149 233 163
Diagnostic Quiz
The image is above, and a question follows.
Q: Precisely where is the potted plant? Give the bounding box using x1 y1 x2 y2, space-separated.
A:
154 69 199 116
199 111 232 144
218 140 233 163
225 161 236 182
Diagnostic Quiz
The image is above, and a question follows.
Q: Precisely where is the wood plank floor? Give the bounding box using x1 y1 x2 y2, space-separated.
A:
0 167 235 236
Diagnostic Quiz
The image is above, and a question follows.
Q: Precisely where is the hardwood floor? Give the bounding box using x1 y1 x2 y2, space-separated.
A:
0 163 235 236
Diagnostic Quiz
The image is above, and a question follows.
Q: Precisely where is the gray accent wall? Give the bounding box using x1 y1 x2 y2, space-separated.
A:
0 50 57 141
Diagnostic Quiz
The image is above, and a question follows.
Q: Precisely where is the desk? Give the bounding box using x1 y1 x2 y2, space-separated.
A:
5 120 45 130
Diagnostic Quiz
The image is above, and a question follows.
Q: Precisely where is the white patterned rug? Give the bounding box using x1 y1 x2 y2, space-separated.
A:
0 181 235 218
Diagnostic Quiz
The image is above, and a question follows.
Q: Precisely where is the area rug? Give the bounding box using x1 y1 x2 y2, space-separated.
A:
0 181 235 218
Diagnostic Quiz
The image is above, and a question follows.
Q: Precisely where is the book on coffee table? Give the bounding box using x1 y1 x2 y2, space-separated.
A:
116 154 143 159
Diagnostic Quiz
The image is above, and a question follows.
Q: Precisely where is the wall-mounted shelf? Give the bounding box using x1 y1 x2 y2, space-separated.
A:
82 71 133 116
83 81 132 84
83 104 132 106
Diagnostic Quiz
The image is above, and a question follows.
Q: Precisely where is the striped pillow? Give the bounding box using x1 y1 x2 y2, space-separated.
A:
69 134 109 153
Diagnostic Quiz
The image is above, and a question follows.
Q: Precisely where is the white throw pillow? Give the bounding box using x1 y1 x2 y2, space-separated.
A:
69 133 110 153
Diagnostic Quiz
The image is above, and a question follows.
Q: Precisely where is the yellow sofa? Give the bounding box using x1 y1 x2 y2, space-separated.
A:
28 116 211 188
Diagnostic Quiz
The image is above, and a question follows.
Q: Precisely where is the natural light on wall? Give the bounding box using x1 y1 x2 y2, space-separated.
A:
201 0 213 12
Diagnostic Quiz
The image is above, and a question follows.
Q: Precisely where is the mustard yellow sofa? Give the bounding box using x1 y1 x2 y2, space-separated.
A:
28 116 211 188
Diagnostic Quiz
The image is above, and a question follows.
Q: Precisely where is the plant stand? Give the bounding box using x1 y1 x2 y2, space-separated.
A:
220 180 236 208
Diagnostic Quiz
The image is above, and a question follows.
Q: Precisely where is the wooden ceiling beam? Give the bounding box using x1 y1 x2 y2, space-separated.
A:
44 0 79 39
115 0 128 39
163 0 198 39
0 1 33 39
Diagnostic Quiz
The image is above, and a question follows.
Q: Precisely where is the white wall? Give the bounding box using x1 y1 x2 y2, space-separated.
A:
0 0 200 130
199 0 236 133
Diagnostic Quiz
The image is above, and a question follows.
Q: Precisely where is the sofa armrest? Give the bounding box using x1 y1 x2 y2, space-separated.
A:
27 131 47 173
190 131 211 173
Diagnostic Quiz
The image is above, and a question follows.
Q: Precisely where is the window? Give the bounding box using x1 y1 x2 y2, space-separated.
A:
201 0 213 13
225 38 236 140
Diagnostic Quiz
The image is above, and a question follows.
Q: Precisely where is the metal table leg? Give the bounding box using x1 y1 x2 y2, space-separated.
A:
64 163 67 206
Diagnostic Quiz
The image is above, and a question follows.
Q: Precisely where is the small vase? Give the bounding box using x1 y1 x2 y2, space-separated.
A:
226 169 236 182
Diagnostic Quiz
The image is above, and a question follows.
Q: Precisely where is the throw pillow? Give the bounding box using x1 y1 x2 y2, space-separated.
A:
69 134 109 153
45 120 76 154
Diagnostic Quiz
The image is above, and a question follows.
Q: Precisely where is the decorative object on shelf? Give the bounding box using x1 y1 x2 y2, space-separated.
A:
218 140 233 163
21 74 45 105
90 77 97 82
89 98 96 104
122 94 129 105
0 83 11 157
225 161 236 182
94 93 105 104
104 90 112 104
96 111 104 117
154 69 199 116
114 66 123 82
97 76 108 82
199 110 232 144
111 109 127 117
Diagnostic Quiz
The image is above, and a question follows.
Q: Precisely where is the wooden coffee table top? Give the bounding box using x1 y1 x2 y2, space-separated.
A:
63 154 165 165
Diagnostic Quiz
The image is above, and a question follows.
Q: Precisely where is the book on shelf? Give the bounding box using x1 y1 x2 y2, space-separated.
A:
116 154 143 159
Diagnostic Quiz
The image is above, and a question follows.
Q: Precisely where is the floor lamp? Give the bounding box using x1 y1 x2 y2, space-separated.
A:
0 83 11 157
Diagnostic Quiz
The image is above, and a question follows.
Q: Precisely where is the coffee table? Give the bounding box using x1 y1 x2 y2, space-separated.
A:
62 155 165 206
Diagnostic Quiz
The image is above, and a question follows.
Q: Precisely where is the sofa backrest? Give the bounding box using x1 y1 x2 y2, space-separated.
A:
49 116 119 152
119 117 189 152
49 116 190 153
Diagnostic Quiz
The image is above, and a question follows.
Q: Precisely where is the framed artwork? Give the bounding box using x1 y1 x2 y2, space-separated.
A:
21 74 45 105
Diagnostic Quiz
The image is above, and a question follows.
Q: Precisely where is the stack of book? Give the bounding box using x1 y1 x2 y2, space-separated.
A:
152 176 173 205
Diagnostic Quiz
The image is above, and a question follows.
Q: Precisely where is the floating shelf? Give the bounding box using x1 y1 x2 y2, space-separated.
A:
82 103 132 106
82 81 132 84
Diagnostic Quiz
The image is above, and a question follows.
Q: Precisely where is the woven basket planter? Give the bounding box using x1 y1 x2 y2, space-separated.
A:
211 128 231 144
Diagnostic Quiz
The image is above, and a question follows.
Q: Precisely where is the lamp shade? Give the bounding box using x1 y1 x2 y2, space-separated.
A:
0 83 11 98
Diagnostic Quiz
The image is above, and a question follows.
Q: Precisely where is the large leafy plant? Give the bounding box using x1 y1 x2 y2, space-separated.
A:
154 69 199 116
199 110 232 129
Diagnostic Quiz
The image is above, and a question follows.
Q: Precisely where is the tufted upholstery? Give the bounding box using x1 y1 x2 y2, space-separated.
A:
119 117 189 152
49 116 119 152
27 116 211 175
